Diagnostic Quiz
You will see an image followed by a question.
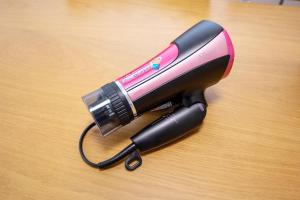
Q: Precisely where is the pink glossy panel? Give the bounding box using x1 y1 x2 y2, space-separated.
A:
128 31 229 101
222 29 235 78
116 44 179 90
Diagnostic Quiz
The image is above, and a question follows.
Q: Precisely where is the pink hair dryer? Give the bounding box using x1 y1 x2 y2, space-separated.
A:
79 20 234 171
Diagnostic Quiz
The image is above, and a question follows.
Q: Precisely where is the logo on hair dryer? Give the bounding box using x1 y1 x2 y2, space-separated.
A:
150 57 161 70
121 57 162 84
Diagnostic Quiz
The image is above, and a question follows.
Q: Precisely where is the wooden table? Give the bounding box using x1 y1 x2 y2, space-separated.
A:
0 0 299 199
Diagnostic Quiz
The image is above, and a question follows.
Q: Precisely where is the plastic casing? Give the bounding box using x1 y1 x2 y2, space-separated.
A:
117 20 234 114
83 20 235 136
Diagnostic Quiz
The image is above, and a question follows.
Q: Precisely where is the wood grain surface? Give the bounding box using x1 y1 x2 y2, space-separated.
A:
0 0 299 199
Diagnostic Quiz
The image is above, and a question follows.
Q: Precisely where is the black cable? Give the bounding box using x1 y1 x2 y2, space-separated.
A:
79 122 99 168
79 122 137 169
98 143 137 168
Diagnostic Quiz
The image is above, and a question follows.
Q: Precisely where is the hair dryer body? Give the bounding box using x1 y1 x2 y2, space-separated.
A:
82 20 234 136
79 20 235 171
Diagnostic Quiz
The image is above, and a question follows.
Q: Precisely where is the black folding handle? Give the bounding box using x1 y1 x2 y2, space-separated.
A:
131 103 206 152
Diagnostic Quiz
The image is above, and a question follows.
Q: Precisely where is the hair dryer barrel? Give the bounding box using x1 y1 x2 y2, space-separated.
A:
82 20 235 136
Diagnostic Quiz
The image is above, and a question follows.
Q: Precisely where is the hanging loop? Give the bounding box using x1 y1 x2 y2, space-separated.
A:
125 150 142 171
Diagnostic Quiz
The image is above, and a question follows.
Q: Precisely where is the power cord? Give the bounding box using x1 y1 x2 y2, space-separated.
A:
79 122 139 170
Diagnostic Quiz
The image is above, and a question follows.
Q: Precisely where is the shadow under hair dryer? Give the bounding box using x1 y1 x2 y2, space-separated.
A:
79 20 235 171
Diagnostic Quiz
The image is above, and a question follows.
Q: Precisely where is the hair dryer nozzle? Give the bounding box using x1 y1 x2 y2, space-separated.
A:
82 82 134 136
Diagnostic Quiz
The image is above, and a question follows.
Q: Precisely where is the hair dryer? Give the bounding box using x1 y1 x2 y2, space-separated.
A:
79 20 234 171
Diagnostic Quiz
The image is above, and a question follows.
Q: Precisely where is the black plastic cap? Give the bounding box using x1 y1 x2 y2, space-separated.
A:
101 82 134 125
